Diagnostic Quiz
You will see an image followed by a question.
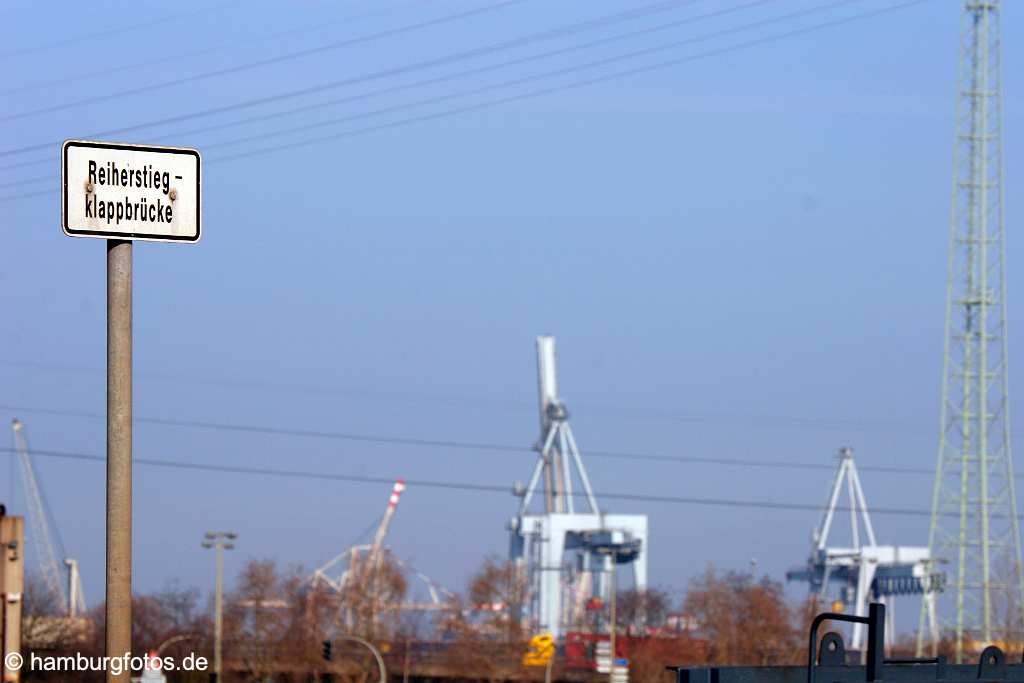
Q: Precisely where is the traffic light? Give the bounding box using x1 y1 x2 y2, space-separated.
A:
322 640 333 661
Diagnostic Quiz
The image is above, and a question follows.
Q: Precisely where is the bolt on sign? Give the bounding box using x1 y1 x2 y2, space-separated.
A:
62 140 201 243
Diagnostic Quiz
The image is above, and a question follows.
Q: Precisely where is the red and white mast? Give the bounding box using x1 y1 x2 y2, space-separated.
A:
367 478 405 575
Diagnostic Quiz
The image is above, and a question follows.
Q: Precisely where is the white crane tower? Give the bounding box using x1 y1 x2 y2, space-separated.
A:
10 419 86 616
509 336 648 638
311 479 450 622
787 447 943 652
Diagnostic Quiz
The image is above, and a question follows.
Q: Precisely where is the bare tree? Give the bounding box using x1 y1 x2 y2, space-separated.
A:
340 548 408 640
221 556 411 681
133 582 210 656
627 636 707 683
21 572 97 654
683 567 799 665
467 555 527 642
994 555 1024 651
616 587 671 635
224 559 306 681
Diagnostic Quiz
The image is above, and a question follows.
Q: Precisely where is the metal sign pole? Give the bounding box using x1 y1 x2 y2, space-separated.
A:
106 239 132 683
215 541 223 681
62 139 199 681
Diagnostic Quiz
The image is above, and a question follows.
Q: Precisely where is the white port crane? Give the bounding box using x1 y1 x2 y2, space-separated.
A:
509 336 648 638
11 419 86 616
787 447 942 652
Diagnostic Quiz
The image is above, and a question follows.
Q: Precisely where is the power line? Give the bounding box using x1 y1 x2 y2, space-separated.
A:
0 359 530 409
1 445 1018 521
0 0 785 189
0 1 525 123
0 0 723 160
0 0 929 202
0 156 53 173
161 0 779 147
188 0 799 152
0 3 420 97
194 0 885 153
0 1 242 60
0 187 53 202
0 0 743 182
0 175 48 190
1 0 881 184
0 402 980 480
212 0 929 165
0 357 932 436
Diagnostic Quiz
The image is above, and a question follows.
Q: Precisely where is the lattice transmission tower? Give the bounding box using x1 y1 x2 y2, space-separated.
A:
918 0 1024 661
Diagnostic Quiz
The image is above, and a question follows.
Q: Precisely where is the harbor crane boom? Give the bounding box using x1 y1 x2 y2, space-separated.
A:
11 419 86 616
11 419 67 610
367 478 405 578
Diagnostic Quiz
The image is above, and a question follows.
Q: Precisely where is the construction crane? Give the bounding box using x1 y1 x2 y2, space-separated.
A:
312 552 452 609
310 479 454 624
366 478 405 583
312 478 406 591
11 419 86 616
787 447 943 652
311 479 410 628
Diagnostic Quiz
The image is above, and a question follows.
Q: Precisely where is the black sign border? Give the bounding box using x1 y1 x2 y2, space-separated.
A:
62 140 201 243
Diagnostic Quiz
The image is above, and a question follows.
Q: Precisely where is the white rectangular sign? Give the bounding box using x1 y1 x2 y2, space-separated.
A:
62 140 201 243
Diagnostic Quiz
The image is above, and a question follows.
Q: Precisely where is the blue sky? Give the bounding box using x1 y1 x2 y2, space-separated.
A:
1 0 1022 635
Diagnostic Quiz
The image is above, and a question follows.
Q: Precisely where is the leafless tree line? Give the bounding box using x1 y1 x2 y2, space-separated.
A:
20 556 1020 682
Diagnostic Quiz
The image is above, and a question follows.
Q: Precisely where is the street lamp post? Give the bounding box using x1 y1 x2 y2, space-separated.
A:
202 532 236 683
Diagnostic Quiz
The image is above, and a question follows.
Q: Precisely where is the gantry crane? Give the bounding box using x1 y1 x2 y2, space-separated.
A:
11 419 86 616
787 447 943 652
509 336 648 638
